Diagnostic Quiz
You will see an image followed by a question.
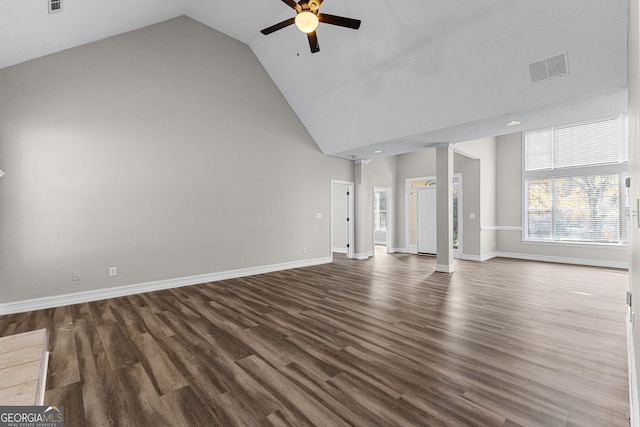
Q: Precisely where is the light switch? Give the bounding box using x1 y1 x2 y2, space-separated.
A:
469 213 476 219
316 213 323 219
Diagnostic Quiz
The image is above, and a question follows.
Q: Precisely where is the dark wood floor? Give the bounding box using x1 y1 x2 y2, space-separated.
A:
0 249 630 426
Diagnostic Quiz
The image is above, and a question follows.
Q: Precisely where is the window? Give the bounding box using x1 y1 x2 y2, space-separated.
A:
523 116 628 244
374 190 387 231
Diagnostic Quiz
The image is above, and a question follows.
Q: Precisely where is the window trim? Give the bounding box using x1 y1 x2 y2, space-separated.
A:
522 117 629 246
522 173 628 246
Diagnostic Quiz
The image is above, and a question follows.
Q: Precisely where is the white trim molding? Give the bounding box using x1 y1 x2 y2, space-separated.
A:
494 251 628 269
353 251 374 260
481 225 522 231
375 248 624 268
461 252 499 262
0 257 332 315
629 312 639 427
435 263 455 273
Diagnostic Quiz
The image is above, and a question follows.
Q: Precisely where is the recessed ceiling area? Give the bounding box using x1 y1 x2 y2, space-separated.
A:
0 0 628 160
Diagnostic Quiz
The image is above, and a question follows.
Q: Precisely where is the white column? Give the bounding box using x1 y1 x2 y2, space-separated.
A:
354 159 373 259
435 144 455 273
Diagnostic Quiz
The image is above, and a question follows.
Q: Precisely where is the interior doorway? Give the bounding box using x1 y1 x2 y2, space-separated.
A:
406 175 462 258
373 186 391 250
331 180 354 258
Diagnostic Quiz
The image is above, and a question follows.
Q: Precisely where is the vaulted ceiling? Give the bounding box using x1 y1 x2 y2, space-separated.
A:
0 0 628 159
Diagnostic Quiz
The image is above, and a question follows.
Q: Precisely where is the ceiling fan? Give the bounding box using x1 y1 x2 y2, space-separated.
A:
260 0 361 53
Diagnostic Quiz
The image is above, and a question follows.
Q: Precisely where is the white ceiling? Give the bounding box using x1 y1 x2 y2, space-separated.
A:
0 0 628 159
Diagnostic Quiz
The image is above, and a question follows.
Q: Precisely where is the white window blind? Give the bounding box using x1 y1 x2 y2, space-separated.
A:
524 115 628 171
523 115 628 244
524 129 552 171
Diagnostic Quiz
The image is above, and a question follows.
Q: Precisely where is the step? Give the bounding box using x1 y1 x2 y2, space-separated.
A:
0 329 49 405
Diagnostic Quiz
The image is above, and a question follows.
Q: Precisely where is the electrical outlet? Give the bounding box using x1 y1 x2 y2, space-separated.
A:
109 267 117 277
72 271 81 281
303 247 308 254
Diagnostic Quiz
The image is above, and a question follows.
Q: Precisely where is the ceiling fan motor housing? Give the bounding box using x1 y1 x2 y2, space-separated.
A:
307 0 322 12
261 0 360 53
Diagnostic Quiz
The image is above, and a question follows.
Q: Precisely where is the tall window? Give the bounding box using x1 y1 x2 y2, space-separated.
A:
523 115 629 244
374 190 387 231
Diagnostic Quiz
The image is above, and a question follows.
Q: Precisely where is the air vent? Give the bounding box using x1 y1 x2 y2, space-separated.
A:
48 0 62 14
529 53 568 83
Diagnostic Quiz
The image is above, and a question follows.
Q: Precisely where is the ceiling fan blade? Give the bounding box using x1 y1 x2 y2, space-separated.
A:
281 0 298 10
261 17 296 35
307 31 320 53
318 13 361 30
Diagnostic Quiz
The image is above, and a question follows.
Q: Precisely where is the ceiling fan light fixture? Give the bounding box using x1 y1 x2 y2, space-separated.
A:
295 11 319 33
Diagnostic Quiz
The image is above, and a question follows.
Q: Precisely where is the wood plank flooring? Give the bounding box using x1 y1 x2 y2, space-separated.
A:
0 249 630 426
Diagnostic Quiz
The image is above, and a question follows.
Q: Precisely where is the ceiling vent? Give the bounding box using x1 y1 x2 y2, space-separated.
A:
48 0 62 14
529 53 568 83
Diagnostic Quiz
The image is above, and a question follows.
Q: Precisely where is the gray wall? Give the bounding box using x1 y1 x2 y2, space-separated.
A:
456 137 498 258
0 17 352 304
395 149 436 251
453 153 481 258
368 157 397 248
394 147 483 258
390 132 626 267
495 132 628 266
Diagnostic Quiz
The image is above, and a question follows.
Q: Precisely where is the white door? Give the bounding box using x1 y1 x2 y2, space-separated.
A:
331 181 354 258
417 188 437 254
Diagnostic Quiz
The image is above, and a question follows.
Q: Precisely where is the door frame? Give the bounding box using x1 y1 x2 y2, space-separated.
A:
405 174 463 258
373 186 392 253
406 176 435 254
331 180 355 259
453 173 463 258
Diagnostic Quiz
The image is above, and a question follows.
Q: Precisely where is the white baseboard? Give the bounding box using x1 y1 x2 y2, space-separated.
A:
394 249 625 269
423 252 498 262
629 313 639 427
480 252 499 261
435 264 455 273
332 247 347 254
494 251 628 269
353 251 374 260
0 257 332 315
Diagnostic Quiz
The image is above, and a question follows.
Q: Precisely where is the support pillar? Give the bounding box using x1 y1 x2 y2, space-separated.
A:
435 144 455 273
353 159 373 259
